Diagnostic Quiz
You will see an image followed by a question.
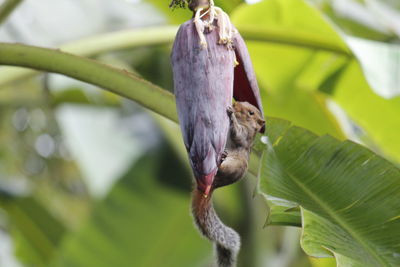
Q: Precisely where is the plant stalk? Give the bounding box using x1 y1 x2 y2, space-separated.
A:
0 43 178 122
0 26 179 87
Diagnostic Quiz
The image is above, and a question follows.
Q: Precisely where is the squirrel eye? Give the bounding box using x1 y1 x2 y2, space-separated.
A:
248 111 254 116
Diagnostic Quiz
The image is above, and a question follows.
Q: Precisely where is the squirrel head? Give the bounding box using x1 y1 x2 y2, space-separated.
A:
233 101 265 135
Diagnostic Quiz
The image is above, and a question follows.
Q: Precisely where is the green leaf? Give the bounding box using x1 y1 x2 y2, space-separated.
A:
311 2 395 42
52 144 211 267
345 37 400 99
329 50 400 164
265 205 301 227
260 117 400 266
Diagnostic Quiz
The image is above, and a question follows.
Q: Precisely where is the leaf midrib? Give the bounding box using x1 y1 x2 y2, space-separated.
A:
284 169 390 266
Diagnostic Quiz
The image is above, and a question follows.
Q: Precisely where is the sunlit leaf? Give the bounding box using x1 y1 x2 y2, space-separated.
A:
345 36 400 99
310 0 395 41
329 49 400 164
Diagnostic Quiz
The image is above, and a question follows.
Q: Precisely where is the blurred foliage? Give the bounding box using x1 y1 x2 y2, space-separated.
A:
1 197 66 266
0 0 399 267
310 0 400 43
51 143 212 267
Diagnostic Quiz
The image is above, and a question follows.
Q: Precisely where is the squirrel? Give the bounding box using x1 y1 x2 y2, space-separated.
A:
214 101 265 189
192 101 265 267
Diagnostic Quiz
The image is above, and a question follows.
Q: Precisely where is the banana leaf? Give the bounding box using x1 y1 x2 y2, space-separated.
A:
260 117 400 266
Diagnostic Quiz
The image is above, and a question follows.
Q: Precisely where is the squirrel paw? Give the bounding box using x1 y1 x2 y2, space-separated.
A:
226 106 234 116
220 150 228 164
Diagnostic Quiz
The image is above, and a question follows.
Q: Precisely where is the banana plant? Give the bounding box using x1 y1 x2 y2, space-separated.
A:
0 0 400 266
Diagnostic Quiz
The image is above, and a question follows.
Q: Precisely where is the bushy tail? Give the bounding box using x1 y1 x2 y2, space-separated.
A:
191 189 240 267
